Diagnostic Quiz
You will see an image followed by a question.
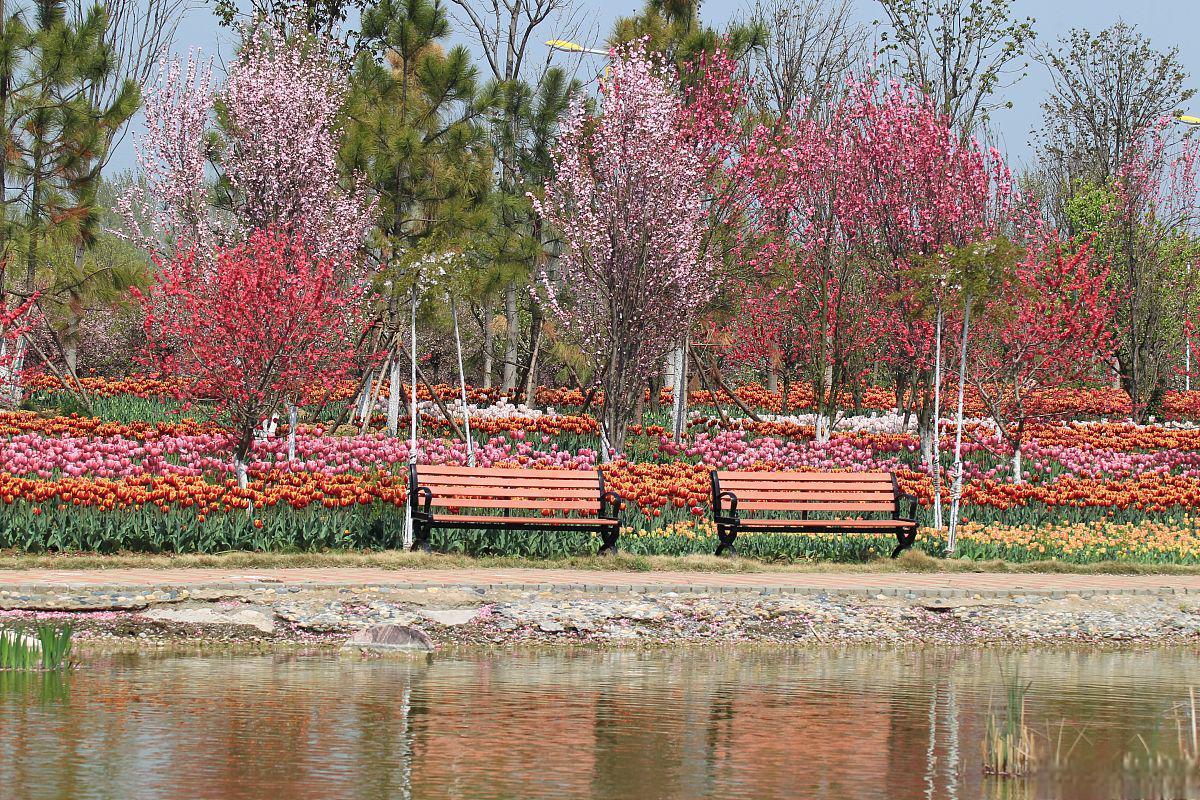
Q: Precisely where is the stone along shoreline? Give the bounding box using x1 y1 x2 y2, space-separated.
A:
3 569 1200 649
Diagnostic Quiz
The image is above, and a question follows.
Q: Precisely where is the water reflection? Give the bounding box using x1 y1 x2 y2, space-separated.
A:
0 647 1198 799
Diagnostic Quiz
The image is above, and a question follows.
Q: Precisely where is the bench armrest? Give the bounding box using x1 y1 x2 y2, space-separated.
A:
601 489 625 521
716 490 739 521
896 491 919 521
411 486 433 518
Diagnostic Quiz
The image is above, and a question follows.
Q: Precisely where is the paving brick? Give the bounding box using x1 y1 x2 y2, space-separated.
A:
0 566 1198 597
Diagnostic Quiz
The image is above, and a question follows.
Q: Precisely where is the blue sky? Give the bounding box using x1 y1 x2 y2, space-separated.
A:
125 0 1200 174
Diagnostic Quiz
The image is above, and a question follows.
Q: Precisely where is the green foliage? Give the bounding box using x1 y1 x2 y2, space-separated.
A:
610 0 766 69
876 0 1035 134
342 0 495 291
0 624 72 671
0 0 140 292
470 67 578 301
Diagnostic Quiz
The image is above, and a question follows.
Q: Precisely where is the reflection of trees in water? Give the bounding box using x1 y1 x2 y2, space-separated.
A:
2 647 1200 798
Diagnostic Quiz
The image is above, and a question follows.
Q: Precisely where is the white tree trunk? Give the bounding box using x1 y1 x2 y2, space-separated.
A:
4 336 27 406
234 456 248 489
947 299 972 554
767 370 779 394
931 305 944 531
387 356 401 436
1012 446 1023 484
481 302 494 389
501 282 518 391
451 298 475 466
669 340 688 443
352 368 375 425
814 408 835 443
287 403 297 461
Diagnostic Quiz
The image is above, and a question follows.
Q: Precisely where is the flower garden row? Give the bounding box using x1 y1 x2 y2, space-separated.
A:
6 380 1200 561
31 375 1200 420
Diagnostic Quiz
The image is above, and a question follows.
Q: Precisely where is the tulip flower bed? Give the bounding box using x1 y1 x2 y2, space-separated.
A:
5 380 1200 563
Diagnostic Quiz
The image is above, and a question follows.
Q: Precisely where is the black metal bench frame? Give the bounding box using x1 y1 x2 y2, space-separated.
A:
710 471 920 558
408 464 625 554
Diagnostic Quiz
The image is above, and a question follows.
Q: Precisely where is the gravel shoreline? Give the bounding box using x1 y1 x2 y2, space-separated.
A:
5 582 1200 650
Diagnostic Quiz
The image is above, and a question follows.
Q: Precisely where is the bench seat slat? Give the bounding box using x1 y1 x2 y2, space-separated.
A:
725 490 897 501
428 514 617 527
730 518 914 529
416 475 601 489
427 497 600 511
419 465 599 478
735 501 896 512
717 470 893 481
419 485 601 499
718 479 894 489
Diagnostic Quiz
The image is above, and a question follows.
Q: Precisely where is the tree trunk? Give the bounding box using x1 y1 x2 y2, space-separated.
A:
501 282 518 392
767 370 779 394
64 342 78 377
451 298 475 466
931 305 944 531
387 356 401 436
669 340 688 443
352 367 375 425
519 299 543 406
947 298 972 554
285 403 296 460
481 302 494 389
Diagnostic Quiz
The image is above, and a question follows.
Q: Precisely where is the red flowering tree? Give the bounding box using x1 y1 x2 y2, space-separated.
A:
136 229 374 483
967 238 1117 482
849 80 1017 460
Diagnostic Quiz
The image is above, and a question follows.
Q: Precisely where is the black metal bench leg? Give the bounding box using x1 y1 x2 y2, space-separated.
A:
597 528 620 556
890 529 917 559
411 521 432 553
714 525 738 557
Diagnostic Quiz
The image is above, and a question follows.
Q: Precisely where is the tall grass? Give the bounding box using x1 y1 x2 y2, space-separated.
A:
0 625 73 671
984 670 1036 777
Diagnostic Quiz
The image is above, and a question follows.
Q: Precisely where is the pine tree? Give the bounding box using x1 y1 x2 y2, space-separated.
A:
343 0 494 274
0 0 137 399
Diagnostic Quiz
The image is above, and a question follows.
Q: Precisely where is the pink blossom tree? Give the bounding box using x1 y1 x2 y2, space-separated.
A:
123 27 374 263
727 100 883 439
533 44 726 458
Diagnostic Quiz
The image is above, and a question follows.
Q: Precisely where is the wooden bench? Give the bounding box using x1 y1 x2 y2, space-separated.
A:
407 464 624 554
710 470 919 558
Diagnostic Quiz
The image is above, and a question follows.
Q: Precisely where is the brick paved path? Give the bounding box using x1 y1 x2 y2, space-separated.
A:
2 567 1200 597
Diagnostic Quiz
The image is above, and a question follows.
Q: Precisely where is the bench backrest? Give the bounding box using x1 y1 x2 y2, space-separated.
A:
413 464 604 515
715 470 898 514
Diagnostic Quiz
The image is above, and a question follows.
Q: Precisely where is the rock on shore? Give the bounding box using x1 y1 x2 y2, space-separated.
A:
5 582 1200 650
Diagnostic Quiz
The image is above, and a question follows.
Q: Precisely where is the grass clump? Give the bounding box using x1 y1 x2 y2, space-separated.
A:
0 624 73 671
984 670 1037 777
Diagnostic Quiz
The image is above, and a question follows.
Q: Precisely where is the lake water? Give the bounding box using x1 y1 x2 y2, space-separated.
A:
1 646 1199 799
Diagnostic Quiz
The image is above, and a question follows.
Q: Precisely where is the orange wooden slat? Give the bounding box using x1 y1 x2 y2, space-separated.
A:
427 497 600 511
417 474 600 488
717 470 892 481
724 490 895 501
421 485 599 499
418 465 599 478
731 517 913 528
734 501 895 512
429 514 616 526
